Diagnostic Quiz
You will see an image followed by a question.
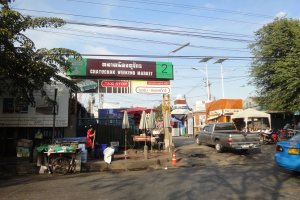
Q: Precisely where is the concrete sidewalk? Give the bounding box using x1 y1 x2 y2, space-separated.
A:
0 149 175 177
85 149 173 172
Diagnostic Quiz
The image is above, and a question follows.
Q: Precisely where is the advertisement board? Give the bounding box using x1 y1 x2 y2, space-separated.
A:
74 79 171 94
67 58 173 80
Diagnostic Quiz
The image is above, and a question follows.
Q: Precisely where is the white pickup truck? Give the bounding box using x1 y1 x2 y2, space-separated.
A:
195 122 260 153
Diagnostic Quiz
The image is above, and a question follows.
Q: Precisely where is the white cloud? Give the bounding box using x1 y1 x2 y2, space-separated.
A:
275 11 287 18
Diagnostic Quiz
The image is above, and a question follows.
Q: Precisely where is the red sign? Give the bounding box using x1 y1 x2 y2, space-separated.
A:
101 80 129 88
147 81 170 85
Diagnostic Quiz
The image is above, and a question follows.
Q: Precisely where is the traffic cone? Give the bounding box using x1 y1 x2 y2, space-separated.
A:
172 152 177 166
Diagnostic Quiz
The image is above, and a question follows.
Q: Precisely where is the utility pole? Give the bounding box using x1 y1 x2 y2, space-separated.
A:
214 58 227 99
162 94 170 114
208 80 212 101
199 57 213 101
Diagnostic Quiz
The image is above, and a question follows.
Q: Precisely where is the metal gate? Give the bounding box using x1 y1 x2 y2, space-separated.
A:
77 118 136 149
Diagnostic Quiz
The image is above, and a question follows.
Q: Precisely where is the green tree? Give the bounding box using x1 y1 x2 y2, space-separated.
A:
0 1 81 105
249 18 300 111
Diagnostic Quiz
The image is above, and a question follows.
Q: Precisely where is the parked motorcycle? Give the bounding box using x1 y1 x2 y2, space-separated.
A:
259 129 279 144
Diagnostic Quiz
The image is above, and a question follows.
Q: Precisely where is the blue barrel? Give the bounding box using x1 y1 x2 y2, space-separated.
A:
81 149 87 163
101 144 107 151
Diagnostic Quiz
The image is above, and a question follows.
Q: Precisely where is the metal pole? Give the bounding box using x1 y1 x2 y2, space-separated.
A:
168 42 190 61
52 88 58 144
205 62 210 101
199 57 213 101
214 58 227 99
220 62 225 98
125 129 127 160
170 42 190 54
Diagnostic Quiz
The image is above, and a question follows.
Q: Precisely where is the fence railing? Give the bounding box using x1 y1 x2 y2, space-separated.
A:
77 118 136 149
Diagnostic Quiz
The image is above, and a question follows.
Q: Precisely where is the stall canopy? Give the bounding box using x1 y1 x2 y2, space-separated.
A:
231 108 271 129
123 107 158 114
171 108 192 120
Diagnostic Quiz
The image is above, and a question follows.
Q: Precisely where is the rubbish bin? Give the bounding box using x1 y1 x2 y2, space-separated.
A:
110 141 119 152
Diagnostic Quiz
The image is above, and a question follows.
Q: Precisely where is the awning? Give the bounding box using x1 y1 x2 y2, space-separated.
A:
294 111 300 115
122 107 158 114
171 109 191 115
231 108 271 128
207 115 219 120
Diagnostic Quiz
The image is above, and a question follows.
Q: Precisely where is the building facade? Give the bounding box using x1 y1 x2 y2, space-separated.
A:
205 99 243 123
0 83 72 157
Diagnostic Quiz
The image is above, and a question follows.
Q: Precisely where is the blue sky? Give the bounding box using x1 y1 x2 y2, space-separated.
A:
11 0 300 109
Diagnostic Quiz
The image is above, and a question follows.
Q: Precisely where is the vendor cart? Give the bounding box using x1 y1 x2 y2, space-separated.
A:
36 142 82 175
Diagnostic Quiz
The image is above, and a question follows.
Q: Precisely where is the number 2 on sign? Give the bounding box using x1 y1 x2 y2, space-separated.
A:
162 64 168 73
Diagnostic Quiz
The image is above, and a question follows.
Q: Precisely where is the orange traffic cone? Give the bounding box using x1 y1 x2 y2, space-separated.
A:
172 152 177 166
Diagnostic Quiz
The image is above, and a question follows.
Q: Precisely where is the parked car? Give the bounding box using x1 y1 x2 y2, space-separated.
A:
195 122 260 153
275 130 300 172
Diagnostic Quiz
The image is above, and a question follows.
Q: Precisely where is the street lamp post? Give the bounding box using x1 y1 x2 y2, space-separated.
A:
199 57 213 101
165 42 190 112
214 58 227 99
168 42 190 59
170 42 190 54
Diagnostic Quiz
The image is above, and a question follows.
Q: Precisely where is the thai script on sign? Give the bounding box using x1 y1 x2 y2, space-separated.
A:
102 62 143 70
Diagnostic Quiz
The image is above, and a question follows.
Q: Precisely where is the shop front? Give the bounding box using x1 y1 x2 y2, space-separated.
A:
205 99 243 123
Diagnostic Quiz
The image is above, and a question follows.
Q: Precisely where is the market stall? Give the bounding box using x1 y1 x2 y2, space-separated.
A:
36 137 86 174
231 108 271 131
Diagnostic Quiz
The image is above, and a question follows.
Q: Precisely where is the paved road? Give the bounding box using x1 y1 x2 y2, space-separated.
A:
173 136 274 167
1 137 300 200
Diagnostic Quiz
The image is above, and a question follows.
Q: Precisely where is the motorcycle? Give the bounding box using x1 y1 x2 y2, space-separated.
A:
259 129 279 144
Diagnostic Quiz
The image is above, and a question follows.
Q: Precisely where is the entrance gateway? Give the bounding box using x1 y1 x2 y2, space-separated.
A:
67 58 174 149
67 58 173 95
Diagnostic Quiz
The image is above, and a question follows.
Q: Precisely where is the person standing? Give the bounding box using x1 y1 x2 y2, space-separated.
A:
86 125 95 159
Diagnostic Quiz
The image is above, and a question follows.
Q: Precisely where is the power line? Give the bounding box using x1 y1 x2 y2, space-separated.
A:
109 0 274 19
54 20 255 43
45 53 299 61
15 8 253 38
36 29 152 53
57 27 249 50
57 0 266 25
33 28 249 53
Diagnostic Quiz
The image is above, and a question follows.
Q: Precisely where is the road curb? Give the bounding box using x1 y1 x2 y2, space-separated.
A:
87 157 172 172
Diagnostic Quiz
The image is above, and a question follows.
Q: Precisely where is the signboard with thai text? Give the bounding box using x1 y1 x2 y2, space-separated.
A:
132 80 171 94
67 58 173 80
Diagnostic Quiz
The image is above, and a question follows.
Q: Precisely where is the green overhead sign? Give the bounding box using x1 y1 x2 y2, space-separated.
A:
67 58 87 76
156 62 173 79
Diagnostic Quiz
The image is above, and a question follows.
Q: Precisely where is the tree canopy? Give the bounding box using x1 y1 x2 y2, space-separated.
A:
0 1 81 106
249 18 300 112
